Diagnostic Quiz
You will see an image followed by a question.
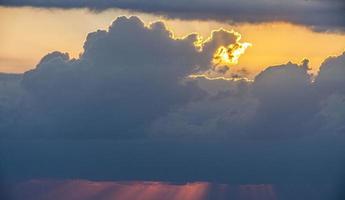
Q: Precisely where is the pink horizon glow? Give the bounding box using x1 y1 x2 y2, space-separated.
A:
10 179 277 200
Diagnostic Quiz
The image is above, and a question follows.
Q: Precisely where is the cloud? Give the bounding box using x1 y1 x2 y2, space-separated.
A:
318 94 345 134
1 0 344 32
152 54 345 139
0 17 344 140
315 52 345 134
315 52 345 95
0 17 345 188
0 16 244 139
249 61 317 138
151 79 258 139
1 138 345 185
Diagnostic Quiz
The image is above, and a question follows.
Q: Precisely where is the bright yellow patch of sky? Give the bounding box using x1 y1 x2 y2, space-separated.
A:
0 7 344 78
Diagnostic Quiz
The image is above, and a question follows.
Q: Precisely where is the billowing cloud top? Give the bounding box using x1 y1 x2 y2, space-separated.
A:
1 0 344 32
1 16 345 190
0 16 247 139
0 16 344 139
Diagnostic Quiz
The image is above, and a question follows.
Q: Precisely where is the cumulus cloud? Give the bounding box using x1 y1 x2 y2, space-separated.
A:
1 17 345 190
249 61 317 138
151 79 258 139
315 52 345 134
0 16 344 141
318 94 345 134
1 0 344 32
0 16 244 139
152 54 345 139
315 52 345 95
0 73 23 136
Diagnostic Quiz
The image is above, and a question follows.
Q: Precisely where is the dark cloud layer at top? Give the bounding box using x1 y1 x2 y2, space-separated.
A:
1 0 344 32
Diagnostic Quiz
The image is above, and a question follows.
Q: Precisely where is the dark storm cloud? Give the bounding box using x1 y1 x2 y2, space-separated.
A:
0 16 344 140
1 17 345 191
1 138 345 186
152 54 345 139
1 0 344 32
0 16 240 139
315 52 345 94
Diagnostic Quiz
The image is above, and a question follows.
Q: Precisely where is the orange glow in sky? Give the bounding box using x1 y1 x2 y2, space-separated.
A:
0 7 344 78
213 42 252 66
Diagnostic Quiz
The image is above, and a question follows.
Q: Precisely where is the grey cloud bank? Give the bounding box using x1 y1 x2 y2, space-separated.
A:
152 57 345 139
0 16 344 140
0 17 345 195
1 0 344 32
0 16 241 139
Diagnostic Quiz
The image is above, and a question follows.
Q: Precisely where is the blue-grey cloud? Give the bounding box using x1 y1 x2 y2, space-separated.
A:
152 54 345 139
0 17 344 140
0 16 241 139
0 17 345 193
1 138 345 187
1 0 344 32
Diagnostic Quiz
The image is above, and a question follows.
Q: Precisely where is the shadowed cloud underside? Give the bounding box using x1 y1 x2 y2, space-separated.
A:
0 16 345 197
1 0 344 32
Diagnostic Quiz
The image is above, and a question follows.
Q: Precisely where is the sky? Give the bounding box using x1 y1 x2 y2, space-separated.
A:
0 7 345 77
1 0 345 199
